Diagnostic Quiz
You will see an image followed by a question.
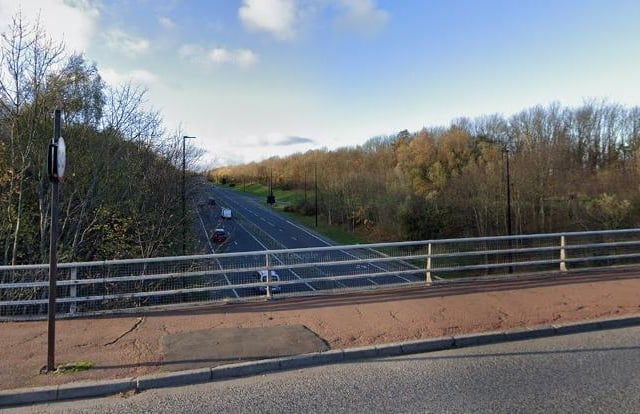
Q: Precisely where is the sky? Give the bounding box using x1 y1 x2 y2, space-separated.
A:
0 0 639 167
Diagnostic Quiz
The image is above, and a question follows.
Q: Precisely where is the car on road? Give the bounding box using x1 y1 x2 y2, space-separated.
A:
212 228 228 243
257 270 281 294
221 208 232 219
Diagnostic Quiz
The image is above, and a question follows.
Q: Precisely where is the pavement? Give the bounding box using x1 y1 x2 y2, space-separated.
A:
161 325 329 372
1 269 640 407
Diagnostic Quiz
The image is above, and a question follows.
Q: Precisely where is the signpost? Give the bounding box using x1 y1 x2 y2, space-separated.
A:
46 109 64 372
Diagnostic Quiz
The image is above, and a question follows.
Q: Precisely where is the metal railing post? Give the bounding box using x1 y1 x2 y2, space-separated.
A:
265 253 272 299
5 228 640 317
69 267 77 315
426 243 432 285
560 235 568 272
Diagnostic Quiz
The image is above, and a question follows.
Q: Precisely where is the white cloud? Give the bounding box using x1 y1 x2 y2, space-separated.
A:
181 44 259 69
237 0 388 40
100 67 159 87
104 29 150 56
334 0 388 36
178 43 204 60
158 16 175 29
238 0 296 40
0 0 99 53
255 132 316 147
209 47 258 69
233 49 259 69
209 48 231 63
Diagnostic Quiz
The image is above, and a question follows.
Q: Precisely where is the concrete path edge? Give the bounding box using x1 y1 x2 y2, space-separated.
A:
2 314 639 407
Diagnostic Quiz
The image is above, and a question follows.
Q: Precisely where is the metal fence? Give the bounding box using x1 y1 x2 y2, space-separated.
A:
2 228 640 320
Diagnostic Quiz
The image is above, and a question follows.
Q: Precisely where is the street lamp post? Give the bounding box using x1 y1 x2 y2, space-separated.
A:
314 163 318 227
182 135 195 255
504 146 514 273
505 147 512 238
304 169 307 203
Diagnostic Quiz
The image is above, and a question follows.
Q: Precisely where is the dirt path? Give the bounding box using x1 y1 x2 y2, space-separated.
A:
1 270 639 391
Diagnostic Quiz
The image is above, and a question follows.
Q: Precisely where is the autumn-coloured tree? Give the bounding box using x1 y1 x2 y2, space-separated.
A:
211 101 640 242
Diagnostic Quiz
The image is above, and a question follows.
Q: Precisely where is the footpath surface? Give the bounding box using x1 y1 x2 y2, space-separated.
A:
1 269 639 399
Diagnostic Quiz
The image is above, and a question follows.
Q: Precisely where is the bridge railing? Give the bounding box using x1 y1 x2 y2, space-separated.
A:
1 228 640 320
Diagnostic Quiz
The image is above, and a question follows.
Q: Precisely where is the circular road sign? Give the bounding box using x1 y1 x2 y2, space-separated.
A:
56 137 66 180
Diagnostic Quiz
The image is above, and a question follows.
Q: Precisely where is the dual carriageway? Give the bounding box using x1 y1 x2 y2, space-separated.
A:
193 183 423 300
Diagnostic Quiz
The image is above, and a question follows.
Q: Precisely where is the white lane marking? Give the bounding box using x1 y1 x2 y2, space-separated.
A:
285 220 333 245
212 190 386 288
232 218 317 292
196 209 215 253
220 193 392 287
196 207 239 299
285 220 410 283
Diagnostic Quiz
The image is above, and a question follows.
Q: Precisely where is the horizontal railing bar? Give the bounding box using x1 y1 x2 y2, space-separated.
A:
2 227 640 271
3 227 640 317
4 251 640 309
2 248 640 291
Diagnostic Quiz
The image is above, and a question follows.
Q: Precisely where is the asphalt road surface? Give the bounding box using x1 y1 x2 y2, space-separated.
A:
14 325 640 413
192 182 424 300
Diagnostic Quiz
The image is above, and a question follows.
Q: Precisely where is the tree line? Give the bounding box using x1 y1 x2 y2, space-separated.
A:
210 101 640 241
0 15 200 265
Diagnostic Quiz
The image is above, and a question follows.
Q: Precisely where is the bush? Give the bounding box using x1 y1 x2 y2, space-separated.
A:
400 196 447 240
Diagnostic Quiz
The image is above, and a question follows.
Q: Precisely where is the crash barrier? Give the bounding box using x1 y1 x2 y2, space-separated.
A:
2 228 640 319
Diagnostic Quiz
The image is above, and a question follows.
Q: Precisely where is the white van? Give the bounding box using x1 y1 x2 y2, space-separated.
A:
221 208 232 219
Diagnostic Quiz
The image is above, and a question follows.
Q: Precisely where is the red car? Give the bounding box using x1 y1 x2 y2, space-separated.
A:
212 228 228 243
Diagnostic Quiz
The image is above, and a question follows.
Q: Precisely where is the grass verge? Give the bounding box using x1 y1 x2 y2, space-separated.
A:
217 182 367 245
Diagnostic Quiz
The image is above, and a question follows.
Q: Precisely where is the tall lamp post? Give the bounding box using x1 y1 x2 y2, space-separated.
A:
504 145 513 273
182 135 196 255
314 163 318 227
505 147 512 238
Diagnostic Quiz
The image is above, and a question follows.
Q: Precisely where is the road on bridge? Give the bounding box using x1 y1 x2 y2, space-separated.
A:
15 325 640 413
191 181 424 300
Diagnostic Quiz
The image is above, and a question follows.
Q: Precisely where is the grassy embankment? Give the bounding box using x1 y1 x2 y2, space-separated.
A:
219 182 511 279
219 182 366 245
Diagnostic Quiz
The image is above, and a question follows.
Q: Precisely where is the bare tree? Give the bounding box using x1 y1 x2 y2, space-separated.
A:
0 12 63 264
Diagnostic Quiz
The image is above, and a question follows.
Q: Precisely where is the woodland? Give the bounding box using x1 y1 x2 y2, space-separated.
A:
3 14 640 266
0 15 200 265
211 101 640 242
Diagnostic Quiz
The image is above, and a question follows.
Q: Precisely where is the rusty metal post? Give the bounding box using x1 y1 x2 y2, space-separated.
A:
47 109 62 372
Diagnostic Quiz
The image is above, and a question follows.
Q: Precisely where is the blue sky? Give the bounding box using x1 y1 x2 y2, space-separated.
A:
1 1 639 166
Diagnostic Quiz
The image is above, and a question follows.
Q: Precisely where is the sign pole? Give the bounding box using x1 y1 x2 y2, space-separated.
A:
47 109 62 372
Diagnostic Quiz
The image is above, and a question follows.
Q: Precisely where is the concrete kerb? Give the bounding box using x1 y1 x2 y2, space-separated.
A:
453 331 507 347
400 337 455 354
2 314 640 408
58 377 135 401
210 358 281 380
503 325 556 341
137 367 211 391
0 384 58 407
